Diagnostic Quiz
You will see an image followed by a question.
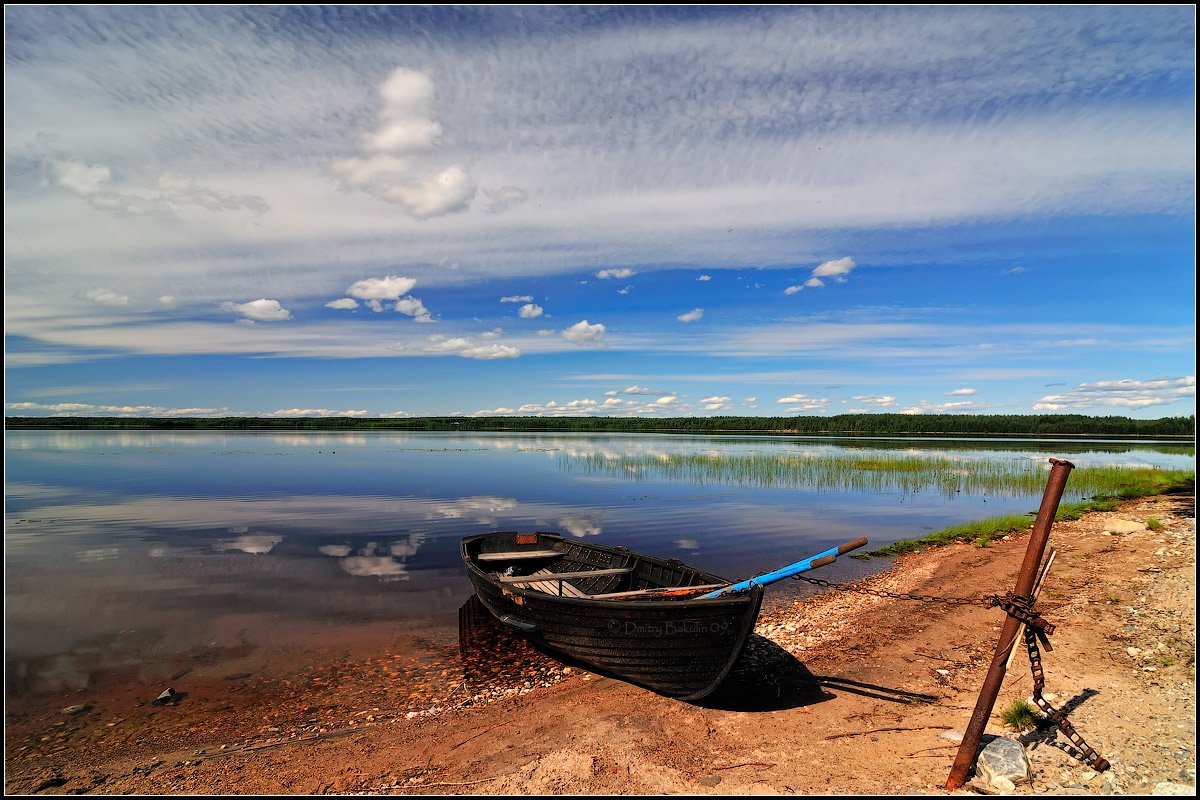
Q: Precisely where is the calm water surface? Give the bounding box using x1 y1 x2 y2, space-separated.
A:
4 430 1193 695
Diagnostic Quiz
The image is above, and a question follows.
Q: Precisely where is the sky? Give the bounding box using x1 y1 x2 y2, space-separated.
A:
3 5 1196 420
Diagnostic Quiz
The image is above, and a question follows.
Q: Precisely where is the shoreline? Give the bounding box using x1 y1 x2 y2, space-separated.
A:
4 490 1195 795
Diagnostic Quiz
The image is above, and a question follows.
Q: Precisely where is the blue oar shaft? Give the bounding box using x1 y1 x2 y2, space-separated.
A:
698 536 868 599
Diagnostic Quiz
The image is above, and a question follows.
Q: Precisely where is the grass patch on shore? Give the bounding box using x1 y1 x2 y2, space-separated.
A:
861 471 1193 558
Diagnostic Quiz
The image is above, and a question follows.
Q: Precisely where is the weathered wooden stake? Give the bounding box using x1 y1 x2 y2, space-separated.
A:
944 457 1075 791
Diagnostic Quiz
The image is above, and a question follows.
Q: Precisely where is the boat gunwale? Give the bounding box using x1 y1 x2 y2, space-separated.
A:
460 531 757 610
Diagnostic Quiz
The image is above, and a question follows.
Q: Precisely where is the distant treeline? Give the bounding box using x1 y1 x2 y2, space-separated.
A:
5 414 1195 438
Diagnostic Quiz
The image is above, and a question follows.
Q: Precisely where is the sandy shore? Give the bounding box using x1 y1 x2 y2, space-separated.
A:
5 490 1194 795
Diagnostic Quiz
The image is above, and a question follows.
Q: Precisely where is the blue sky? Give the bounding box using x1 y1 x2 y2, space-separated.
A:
4 6 1196 419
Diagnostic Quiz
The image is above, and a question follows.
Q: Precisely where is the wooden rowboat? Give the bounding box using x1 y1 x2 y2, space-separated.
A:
460 531 867 700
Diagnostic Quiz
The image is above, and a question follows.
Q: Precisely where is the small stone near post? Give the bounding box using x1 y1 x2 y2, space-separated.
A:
975 735 1031 789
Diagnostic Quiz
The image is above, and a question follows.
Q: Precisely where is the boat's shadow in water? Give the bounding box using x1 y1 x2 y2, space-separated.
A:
459 597 837 711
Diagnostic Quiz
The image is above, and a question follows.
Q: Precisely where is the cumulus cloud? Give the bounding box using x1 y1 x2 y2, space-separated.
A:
788 258 855 295
325 298 359 310
518 303 544 319
621 385 662 395
946 387 977 396
220 299 292 321
596 268 635 280
332 67 477 218
697 275 711 281
562 320 606 343
500 295 533 303
813 257 856 281
677 308 704 323
700 395 732 411
346 275 417 301
394 296 433 323
373 164 477 220
403 334 520 360
269 408 369 416
363 68 442 153
777 393 830 412
1033 376 1195 411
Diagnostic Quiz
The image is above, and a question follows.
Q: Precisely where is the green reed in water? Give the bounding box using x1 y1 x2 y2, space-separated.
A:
561 451 1193 501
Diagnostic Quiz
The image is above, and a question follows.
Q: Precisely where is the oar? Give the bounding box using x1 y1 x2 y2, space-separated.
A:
697 537 869 599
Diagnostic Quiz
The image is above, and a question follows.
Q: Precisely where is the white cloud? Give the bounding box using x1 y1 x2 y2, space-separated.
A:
562 320 606 343
403 334 520 360
269 408 369 416
677 308 704 323
500 295 533 303
394 296 433 323
621 385 662 395
946 387 977 396
220 298 292 321
47 157 266 217
375 164 477 220
363 68 441 153
697 275 711 281
5 401 228 416
653 396 676 405
157 295 178 306
518 303 544 319
85 288 130 306
777 393 831 412
1033 376 1195 411
347 275 417 301
700 395 732 411
813 257 856 280
784 284 803 295
851 394 897 406
805 277 824 288
331 67 478 219
325 298 359 310
596 268 635 280
617 285 632 295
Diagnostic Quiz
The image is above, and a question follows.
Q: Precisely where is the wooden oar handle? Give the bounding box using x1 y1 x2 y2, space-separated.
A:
810 554 837 569
837 537 869 555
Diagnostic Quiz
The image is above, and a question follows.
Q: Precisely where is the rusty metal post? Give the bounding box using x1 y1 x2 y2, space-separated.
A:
945 457 1075 791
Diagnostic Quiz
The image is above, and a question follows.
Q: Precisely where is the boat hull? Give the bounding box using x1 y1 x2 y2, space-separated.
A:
461 532 763 701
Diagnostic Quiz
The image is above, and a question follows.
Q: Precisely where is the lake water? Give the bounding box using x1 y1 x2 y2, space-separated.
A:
4 430 1193 697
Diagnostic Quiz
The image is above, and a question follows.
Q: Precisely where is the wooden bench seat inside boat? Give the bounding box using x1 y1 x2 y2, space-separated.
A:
476 549 562 561
503 566 636 597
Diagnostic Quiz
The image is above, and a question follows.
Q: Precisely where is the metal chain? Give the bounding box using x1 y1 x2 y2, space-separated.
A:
1025 626 1110 771
793 573 1110 771
791 574 1001 607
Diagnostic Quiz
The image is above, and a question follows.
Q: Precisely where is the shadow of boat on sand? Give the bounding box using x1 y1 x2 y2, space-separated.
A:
459 596 843 712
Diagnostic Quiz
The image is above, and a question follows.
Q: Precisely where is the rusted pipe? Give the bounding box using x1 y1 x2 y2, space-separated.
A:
944 458 1075 791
